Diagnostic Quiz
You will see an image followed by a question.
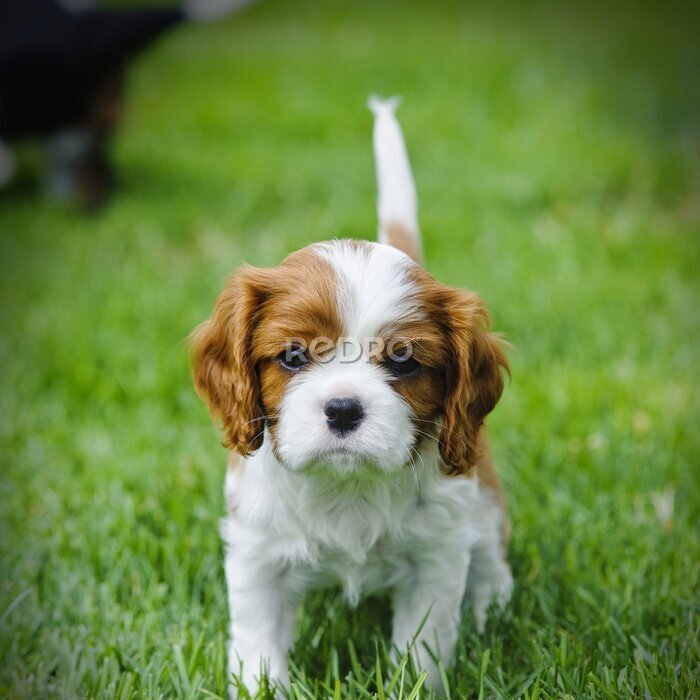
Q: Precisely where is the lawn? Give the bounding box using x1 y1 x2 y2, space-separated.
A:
1 0 699 697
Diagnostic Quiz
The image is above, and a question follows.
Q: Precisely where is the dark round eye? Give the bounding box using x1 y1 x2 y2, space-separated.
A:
383 355 420 378
277 347 308 372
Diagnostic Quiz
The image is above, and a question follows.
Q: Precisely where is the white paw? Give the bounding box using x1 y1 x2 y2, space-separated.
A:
470 563 513 633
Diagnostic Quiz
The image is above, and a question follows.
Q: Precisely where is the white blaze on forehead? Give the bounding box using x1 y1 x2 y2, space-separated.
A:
275 240 420 474
314 240 422 339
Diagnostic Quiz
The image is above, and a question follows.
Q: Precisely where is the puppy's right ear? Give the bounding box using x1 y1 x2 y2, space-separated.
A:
190 267 267 455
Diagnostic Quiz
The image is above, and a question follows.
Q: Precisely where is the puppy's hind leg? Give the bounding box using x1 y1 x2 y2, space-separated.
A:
466 492 513 632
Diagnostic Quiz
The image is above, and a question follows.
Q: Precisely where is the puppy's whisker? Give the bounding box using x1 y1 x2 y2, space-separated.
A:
240 414 280 427
412 428 445 449
411 418 444 429
244 426 268 452
398 437 420 491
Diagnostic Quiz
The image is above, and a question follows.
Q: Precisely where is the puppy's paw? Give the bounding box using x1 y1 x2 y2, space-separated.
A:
470 561 513 633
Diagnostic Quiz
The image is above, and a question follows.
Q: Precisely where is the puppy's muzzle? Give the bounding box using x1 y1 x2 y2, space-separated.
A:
324 397 364 436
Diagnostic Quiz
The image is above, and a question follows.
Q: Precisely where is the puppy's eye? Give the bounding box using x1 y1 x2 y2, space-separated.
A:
278 347 308 372
383 355 420 378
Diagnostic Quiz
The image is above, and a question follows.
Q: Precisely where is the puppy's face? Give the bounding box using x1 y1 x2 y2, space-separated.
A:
192 241 507 476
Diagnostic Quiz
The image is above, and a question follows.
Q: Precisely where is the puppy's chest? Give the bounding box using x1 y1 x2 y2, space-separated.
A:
295 509 414 605
286 491 432 602
311 539 408 605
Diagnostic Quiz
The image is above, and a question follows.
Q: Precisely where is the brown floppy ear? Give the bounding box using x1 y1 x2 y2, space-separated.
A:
190 266 268 455
439 289 509 475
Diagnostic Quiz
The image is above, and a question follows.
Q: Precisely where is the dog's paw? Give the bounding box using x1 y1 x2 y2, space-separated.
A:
470 561 513 633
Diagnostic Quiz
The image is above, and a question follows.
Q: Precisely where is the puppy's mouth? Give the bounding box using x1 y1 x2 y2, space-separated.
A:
317 444 370 467
319 444 354 456
290 444 409 480
276 439 385 475
272 415 414 475
271 432 361 470
311 450 389 478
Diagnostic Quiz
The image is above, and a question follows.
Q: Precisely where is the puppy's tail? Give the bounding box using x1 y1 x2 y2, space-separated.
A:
368 95 423 264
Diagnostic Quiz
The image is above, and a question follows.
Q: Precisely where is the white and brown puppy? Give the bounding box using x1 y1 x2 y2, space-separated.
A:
191 97 513 695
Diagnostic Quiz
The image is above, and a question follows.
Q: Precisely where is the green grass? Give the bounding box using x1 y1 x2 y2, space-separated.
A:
1 0 699 697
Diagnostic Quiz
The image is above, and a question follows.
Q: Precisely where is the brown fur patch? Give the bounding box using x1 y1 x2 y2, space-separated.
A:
253 247 343 445
375 316 449 454
382 221 423 264
405 266 509 475
190 246 341 455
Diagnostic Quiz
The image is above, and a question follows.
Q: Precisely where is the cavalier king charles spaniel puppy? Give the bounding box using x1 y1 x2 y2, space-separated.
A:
191 97 513 696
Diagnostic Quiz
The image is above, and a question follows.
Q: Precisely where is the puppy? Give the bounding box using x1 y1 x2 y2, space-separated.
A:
191 97 513 696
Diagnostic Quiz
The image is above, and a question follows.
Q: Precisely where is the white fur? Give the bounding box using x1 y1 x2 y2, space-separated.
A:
276 358 415 474
316 239 421 338
216 101 512 697
222 440 511 695
368 96 422 257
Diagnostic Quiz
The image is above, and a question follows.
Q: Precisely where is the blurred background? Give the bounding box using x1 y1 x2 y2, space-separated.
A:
1 1 698 697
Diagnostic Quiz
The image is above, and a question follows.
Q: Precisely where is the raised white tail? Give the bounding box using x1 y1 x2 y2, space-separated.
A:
368 95 423 264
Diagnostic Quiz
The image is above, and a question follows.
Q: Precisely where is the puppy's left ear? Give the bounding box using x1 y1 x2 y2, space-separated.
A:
189 266 269 455
439 289 509 475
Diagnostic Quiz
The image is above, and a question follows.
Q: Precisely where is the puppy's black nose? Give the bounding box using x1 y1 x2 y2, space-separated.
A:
324 398 364 435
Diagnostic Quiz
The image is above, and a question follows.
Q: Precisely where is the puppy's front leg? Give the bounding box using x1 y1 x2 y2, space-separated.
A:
391 550 470 690
224 551 297 697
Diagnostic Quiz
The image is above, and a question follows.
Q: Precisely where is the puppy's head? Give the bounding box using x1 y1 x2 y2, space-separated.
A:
191 240 507 476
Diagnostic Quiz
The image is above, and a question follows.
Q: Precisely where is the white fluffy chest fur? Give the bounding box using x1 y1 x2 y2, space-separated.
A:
222 439 489 606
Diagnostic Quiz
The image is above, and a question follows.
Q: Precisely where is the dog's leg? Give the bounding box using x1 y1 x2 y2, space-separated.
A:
224 550 297 698
466 492 513 632
391 549 470 690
